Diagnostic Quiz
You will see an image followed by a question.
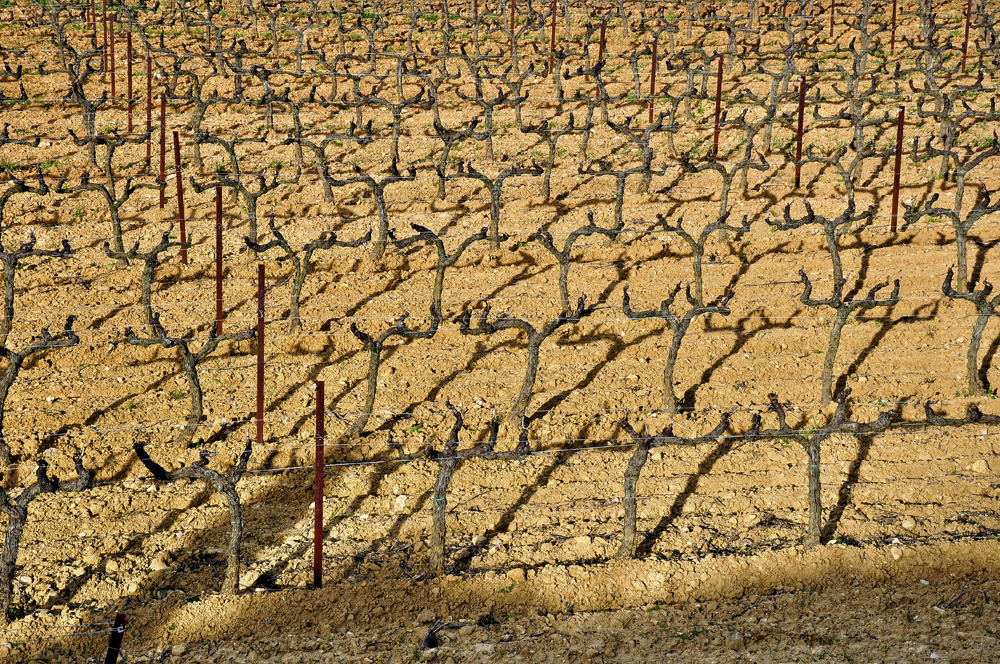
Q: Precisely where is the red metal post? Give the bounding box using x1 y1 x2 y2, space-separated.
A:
549 0 557 76
713 54 723 157
794 76 807 188
145 54 152 171
829 0 835 38
890 106 904 233
103 613 127 664
173 131 187 265
215 187 223 333
473 0 477 21
510 0 515 56
159 93 166 209
314 380 325 589
257 263 265 448
649 35 657 123
126 30 133 132
110 10 115 99
890 0 898 55
102 0 107 72
961 0 973 73
598 18 606 65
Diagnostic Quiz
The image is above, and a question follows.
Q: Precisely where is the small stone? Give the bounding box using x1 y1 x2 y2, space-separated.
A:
506 568 526 583
105 560 119 573
901 517 916 531
416 608 436 624
83 555 100 567
472 536 487 545
458 625 474 636
420 649 438 662
150 553 171 572
725 631 746 651
890 546 903 560
971 459 990 474
857 376 867 383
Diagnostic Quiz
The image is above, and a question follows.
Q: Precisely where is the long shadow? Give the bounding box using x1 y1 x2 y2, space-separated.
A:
968 237 1000 289
258 269 403 424
462 422 595 571
50 250 409 607
636 432 735 557
678 242 790 410
820 432 875 543
35 361 237 609
833 300 938 397
975 316 1000 392
521 258 634 419
680 307 801 411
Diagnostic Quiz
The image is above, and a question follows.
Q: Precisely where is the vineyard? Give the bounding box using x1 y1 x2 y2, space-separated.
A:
0 0 999 660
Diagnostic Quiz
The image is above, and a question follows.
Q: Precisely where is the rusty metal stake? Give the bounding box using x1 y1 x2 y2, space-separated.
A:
101 0 107 73
890 0 898 55
173 131 187 265
891 106 904 233
961 0 973 73
598 18 606 65
126 30 133 132
549 0 557 76
215 187 223 333
145 54 152 172
314 380 325 589
712 54 723 157
795 76 807 188
510 0 515 56
257 263 265 448
110 10 115 99
159 93 166 209
103 613 127 664
649 35 658 123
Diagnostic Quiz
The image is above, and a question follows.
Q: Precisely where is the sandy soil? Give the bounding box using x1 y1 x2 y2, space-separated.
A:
0 1 998 661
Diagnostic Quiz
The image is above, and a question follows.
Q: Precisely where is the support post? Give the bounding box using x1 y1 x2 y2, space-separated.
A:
549 0 557 76
890 106 904 233
145 54 152 172
110 10 115 99
649 35 657 123
314 380 325 589
102 0 107 73
961 0 973 73
257 263 265 447
510 0 515 56
126 30 133 132
215 187 223 333
598 18 606 65
103 613 127 664
712 54 723 157
890 0 898 55
794 76 807 188
159 93 166 209
173 131 187 265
